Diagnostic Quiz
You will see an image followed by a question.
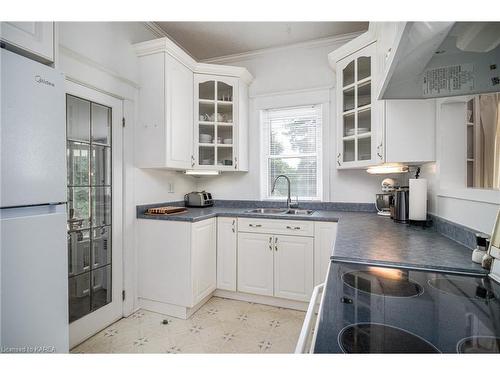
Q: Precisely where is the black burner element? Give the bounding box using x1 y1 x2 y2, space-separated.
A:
339 323 440 353
457 336 500 353
428 277 496 300
342 268 423 297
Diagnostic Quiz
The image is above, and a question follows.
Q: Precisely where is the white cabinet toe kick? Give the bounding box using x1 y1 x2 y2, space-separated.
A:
137 216 337 319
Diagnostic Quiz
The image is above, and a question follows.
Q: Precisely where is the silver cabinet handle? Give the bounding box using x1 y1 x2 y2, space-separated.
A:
337 153 341 166
286 225 301 230
376 142 383 159
232 219 236 233
191 155 195 167
274 237 278 251
269 236 273 251
234 157 238 170
249 224 262 228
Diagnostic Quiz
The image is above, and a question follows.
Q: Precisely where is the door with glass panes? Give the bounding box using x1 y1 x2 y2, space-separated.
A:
336 43 383 169
194 74 238 170
65 81 123 348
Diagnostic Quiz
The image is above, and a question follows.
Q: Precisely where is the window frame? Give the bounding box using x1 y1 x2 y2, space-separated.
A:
260 104 323 201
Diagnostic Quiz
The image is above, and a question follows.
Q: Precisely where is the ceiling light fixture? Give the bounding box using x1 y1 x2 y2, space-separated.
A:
184 170 220 176
366 163 409 175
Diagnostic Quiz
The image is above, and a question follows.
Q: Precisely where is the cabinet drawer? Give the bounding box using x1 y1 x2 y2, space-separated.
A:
238 218 314 237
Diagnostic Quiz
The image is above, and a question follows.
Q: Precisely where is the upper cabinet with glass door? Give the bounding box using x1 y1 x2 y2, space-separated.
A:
194 74 249 171
330 24 437 169
336 43 383 169
134 37 252 172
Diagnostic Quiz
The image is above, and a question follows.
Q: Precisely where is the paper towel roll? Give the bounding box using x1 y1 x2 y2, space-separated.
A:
409 178 427 221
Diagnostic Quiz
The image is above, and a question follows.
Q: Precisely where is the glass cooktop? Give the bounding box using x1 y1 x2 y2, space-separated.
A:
457 336 500 353
428 277 497 300
343 269 423 297
313 262 500 353
339 323 440 353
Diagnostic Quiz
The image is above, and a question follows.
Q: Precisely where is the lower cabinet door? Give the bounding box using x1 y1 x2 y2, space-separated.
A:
191 218 217 306
217 217 237 291
273 235 314 302
237 232 274 296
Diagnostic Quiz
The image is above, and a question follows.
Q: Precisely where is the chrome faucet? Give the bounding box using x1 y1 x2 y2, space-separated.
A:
271 175 298 209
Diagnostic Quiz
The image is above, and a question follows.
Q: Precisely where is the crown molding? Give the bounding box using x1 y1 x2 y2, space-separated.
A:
199 31 366 64
327 23 380 69
133 37 254 84
134 37 198 70
143 22 168 38
194 62 253 85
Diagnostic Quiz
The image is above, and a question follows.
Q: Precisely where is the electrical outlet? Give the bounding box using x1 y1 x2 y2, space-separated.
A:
168 182 175 193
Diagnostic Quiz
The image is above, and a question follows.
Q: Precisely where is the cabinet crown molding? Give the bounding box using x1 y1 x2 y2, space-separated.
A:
134 37 254 85
327 22 380 69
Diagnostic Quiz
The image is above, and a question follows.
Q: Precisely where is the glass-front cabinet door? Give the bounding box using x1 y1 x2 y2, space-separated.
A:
194 74 238 170
336 43 382 168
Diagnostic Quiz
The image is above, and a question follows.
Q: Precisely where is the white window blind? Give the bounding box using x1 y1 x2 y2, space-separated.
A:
262 105 322 200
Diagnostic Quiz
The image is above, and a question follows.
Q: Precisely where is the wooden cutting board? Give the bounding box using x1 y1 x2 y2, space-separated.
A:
145 206 188 215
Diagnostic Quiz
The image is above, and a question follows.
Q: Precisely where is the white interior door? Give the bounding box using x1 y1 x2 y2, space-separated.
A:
65 81 123 348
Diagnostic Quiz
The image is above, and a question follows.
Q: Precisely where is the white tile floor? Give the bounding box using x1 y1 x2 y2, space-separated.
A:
71 297 306 354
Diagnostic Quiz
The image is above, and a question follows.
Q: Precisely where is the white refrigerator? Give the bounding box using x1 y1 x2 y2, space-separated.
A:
1 48 69 353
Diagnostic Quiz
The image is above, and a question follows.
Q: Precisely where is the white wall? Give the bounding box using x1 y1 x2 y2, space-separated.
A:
59 22 156 84
197 37 388 203
58 22 197 206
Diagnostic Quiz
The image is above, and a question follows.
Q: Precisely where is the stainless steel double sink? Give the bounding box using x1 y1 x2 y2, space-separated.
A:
245 208 314 216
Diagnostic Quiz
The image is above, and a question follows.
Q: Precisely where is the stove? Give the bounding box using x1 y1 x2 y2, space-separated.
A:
339 323 440 353
313 262 500 353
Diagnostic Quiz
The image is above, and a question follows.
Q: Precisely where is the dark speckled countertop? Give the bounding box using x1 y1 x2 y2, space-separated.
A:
137 206 342 223
137 202 485 275
331 212 486 275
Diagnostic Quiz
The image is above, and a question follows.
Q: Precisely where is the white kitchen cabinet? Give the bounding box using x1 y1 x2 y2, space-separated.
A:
314 222 337 285
135 51 194 169
237 232 274 297
1 22 54 63
195 74 236 170
385 100 436 163
330 23 436 169
335 43 384 169
192 219 217 303
137 218 216 318
236 218 336 302
216 217 237 291
238 217 314 237
134 37 252 172
273 235 314 302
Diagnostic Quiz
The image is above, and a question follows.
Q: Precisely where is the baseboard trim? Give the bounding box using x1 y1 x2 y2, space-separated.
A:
138 294 212 319
214 290 308 311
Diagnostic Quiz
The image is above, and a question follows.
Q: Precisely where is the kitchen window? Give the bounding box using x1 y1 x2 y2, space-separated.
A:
261 105 322 201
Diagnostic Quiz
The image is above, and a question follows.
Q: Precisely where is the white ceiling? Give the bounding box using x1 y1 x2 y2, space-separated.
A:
155 22 369 60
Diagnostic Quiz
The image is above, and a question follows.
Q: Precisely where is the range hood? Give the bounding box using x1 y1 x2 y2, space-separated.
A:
379 22 500 99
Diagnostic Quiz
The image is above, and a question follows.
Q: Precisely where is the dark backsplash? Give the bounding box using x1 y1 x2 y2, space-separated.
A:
136 200 478 250
212 200 377 212
430 214 478 250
